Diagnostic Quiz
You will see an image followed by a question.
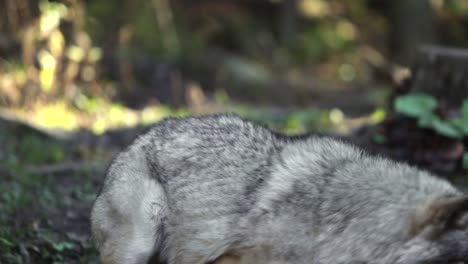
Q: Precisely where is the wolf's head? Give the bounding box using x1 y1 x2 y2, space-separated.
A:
395 194 468 264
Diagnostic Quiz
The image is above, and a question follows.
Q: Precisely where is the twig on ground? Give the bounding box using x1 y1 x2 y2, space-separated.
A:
22 161 106 175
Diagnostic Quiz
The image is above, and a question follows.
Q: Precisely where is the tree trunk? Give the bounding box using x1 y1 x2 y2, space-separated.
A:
389 0 437 65
278 0 297 48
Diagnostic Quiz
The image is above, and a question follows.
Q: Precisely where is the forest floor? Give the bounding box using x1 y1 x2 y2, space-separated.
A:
1 85 467 263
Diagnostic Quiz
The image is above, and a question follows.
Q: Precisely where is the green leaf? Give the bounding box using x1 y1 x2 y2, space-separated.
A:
430 118 462 138
450 117 468 136
417 113 437 128
394 94 437 118
52 241 74 252
0 237 14 247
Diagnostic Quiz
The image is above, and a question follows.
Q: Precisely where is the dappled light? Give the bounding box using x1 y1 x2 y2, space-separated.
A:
300 0 330 18
1 0 468 263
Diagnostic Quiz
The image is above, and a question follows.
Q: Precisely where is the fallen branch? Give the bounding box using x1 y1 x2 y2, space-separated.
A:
22 161 106 175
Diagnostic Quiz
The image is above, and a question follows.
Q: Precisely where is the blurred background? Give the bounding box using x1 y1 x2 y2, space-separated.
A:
2 0 468 263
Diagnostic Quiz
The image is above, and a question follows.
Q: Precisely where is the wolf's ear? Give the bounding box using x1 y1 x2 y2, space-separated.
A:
408 195 468 239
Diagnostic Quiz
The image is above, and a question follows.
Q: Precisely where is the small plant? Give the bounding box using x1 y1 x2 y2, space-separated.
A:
394 93 468 139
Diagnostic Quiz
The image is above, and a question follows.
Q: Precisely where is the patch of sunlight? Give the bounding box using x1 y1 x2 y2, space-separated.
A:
108 104 125 124
84 99 187 134
329 108 345 125
38 50 57 91
49 30 65 57
35 102 78 130
345 108 387 133
88 47 103 63
369 108 386 124
91 117 107 135
74 94 105 114
66 45 85 62
300 0 330 18
8 96 190 134
39 1 68 36
336 20 357 41
109 104 139 127
329 108 352 134
140 106 172 125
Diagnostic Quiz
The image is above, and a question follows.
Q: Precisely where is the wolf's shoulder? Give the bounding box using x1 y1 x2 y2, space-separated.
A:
154 113 263 130
144 113 275 140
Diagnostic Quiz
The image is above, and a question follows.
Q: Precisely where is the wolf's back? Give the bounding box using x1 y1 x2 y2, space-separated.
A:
91 114 468 264
91 114 285 263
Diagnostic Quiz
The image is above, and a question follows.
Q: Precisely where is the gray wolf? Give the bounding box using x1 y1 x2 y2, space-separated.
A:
91 114 468 264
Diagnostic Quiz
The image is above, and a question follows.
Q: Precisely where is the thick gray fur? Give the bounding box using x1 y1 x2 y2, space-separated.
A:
91 113 468 264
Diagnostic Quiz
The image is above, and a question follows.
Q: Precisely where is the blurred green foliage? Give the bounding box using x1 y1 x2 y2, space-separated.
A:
2 0 468 114
295 20 357 63
395 93 468 139
2 1 468 262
